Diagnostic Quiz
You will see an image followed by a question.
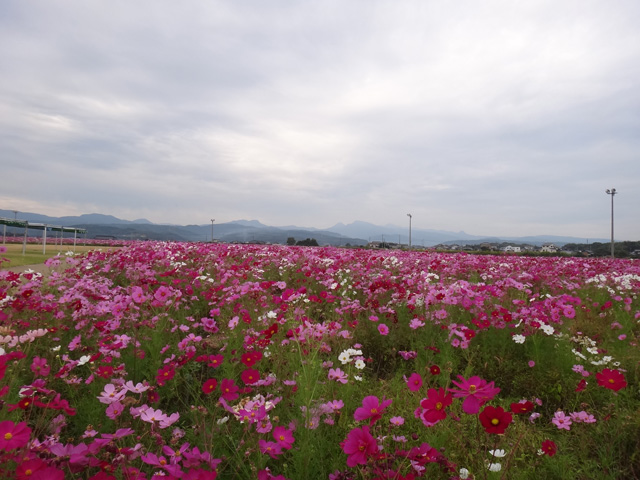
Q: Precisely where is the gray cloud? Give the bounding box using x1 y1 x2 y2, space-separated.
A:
1 0 639 239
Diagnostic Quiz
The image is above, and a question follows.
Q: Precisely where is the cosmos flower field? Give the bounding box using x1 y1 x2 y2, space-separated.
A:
1 242 639 479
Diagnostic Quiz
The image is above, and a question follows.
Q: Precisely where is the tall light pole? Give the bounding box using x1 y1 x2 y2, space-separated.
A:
605 189 616 258
407 213 412 248
210 219 215 243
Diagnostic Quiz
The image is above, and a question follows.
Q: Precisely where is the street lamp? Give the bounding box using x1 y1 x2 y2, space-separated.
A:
605 189 617 258
407 213 412 248
210 219 215 243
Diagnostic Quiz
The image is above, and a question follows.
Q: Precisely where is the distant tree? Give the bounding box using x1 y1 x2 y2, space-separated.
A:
296 238 319 246
286 237 296 246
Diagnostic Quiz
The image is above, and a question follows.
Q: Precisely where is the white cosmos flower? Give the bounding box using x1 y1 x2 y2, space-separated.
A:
338 351 351 364
77 355 91 366
512 334 526 344
354 359 365 370
489 449 506 457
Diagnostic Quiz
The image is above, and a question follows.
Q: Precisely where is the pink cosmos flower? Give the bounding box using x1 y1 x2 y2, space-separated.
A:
123 381 149 394
272 426 295 449
140 407 168 425
406 372 423 392
97 384 126 405
342 425 378 467
30 356 50 377
552 411 572 430
0 420 31 450
154 286 172 302
106 401 124 420
377 324 389 336
130 286 147 304
159 412 180 429
448 375 500 414
328 367 348 384
354 395 392 425
390 416 405 426
259 439 283 459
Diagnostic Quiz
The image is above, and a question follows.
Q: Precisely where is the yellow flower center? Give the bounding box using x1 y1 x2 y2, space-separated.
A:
468 385 477 394
4 433 12 441
491 418 499 425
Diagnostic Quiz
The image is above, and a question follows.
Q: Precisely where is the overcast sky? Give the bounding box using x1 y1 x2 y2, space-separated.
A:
1 1 639 239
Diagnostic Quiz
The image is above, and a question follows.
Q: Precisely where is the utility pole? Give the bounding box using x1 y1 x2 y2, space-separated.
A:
210 219 215 243
605 189 617 258
407 213 412 248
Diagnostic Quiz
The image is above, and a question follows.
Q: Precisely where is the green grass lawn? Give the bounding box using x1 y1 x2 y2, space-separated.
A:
0 243 117 268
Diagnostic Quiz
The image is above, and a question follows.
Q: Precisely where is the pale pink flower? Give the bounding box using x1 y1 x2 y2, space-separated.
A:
328 368 348 384
552 411 572 430
97 384 126 405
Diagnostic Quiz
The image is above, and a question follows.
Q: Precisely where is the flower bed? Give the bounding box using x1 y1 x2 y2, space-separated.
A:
1 242 639 479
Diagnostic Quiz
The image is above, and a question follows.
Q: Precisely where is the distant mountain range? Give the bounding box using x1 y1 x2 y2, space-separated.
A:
0 210 607 246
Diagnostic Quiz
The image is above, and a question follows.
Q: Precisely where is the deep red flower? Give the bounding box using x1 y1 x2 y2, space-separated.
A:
420 388 453 424
575 378 587 392
202 378 218 394
241 351 263 367
156 364 175 386
479 405 512 434
241 368 260 385
96 366 114 379
541 439 557 457
429 365 440 376
220 378 239 401
595 368 626 392
509 400 534 415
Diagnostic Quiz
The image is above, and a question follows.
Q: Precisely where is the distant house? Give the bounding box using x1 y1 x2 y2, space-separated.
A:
541 244 558 253
503 245 521 253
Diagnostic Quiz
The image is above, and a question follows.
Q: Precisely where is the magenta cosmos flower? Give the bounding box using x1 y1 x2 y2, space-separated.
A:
595 368 627 392
0 420 32 450
420 387 453 424
354 395 392 425
342 425 378 467
272 426 295 450
448 375 500 414
406 373 423 392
